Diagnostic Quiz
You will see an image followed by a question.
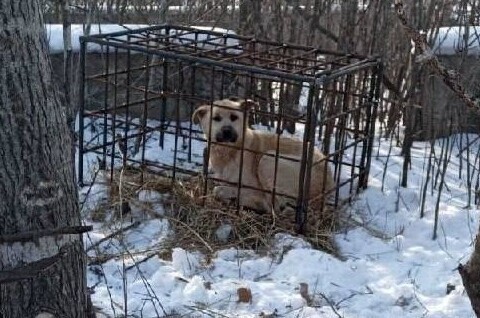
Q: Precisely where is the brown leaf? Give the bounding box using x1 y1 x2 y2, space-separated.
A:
237 287 252 303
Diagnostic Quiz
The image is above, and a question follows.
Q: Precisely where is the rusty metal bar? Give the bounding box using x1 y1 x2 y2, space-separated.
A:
81 36 348 84
78 37 87 186
109 48 119 181
79 25 383 229
102 45 110 169
140 49 151 184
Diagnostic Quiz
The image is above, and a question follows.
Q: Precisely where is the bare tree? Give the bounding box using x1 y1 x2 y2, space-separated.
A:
0 1 91 317
393 1 480 315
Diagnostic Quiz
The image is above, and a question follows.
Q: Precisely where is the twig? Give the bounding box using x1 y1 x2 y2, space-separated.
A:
86 221 140 252
411 279 430 316
125 252 158 271
88 247 162 266
433 136 451 240
183 305 231 318
335 286 373 308
79 160 102 212
88 253 117 266
118 153 129 317
117 243 168 317
342 217 392 240
456 135 480 157
420 141 434 218
271 206 277 229
163 206 214 253
317 292 343 318
81 167 117 317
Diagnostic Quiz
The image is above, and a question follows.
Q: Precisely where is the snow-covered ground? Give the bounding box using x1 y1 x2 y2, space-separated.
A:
80 117 479 317
42 19 479 318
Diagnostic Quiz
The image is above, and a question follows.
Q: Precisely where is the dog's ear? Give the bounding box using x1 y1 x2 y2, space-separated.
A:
192 105 209 124
239 99 259 111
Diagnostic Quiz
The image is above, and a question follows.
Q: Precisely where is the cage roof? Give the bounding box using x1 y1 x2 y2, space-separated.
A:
80 24 380 83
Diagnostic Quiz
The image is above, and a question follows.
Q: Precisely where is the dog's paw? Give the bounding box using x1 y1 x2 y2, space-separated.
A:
213 186 237 201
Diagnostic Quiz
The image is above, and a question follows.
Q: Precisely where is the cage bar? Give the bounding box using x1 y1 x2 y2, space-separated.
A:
78 25 383 232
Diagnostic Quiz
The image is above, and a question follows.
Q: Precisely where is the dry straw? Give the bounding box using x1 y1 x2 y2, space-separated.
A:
106 167 340 256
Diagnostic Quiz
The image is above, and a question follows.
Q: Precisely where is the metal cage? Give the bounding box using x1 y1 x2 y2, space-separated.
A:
78 25 382 232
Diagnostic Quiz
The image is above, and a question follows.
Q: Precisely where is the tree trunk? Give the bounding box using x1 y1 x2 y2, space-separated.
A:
238 0 264 37
0 1 90 317
337 0 358 53
459 227 480 317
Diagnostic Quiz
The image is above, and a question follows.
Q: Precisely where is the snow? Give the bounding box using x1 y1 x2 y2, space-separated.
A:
45 24 149 53
45 24 239 54
432 26 480 56
80 116 479 317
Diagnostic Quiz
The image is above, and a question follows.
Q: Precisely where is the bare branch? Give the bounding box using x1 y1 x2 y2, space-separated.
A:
394 0 480 113
86 221 140 252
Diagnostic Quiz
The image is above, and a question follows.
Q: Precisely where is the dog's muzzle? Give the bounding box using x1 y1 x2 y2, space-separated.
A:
215 126 238 143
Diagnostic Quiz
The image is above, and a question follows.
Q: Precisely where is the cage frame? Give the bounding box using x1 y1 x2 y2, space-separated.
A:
77 24 383 233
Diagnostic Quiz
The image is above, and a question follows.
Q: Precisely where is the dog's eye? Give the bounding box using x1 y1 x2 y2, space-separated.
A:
213 115 222 122
230 114 238 122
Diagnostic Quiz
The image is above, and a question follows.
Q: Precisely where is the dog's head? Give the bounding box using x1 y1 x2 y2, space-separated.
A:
192 98 257 145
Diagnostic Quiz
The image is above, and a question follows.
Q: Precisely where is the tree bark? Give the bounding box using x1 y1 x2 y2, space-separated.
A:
238 0 264 37
459 228 480 317
0 1 90 317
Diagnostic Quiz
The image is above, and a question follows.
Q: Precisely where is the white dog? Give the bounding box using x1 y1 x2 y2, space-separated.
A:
193 98 334 212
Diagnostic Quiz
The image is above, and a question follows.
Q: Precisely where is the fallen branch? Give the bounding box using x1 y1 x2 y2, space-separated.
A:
88 253 117 265
125 251 158 271
317 292 342 318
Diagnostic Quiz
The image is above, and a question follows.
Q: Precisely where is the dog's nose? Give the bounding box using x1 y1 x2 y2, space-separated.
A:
222 127 233 139
216 126 238 143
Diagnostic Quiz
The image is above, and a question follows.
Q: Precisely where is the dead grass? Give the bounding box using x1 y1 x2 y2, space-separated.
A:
105 167 341 257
